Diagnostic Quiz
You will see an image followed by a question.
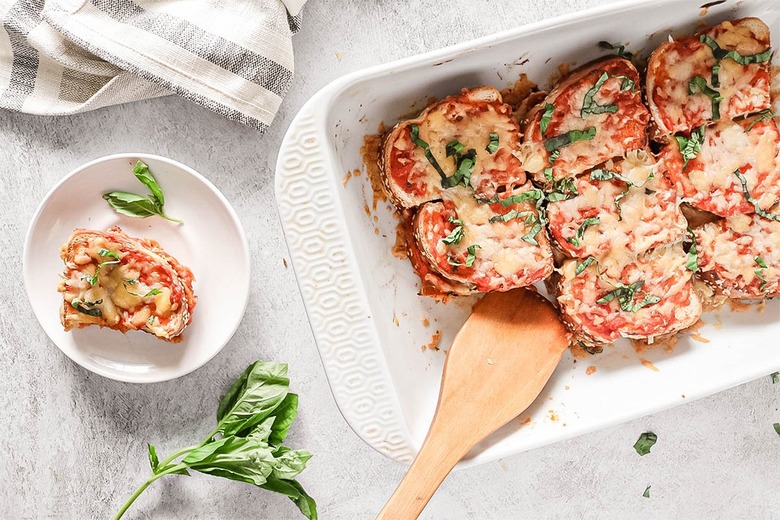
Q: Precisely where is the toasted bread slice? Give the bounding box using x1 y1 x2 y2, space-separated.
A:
380 87 525 209
662 116 780 217
557 243 702 346
522 57 649 184
695 212 780 298
646 17 771 135
412 185 553 293
58 227 197 341
547 150 687 260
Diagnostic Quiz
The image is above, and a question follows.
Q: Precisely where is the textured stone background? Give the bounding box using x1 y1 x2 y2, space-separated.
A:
1 0 779 518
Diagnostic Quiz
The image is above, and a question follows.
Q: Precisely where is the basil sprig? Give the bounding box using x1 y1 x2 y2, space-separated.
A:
116 361 317 520
688 76 722 120
597 280 661 312
544 127 596 152
633 431 657 456
675 125 706 171
442 217 465 245
685 228 699 272
104 161 183 223
733 168 780 222
567 217 599 247
581 72 618 117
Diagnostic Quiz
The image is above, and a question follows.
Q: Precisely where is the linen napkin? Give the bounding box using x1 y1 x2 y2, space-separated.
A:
0 0 306 131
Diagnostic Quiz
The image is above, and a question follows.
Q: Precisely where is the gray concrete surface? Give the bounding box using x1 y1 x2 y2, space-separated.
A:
1 0 778 518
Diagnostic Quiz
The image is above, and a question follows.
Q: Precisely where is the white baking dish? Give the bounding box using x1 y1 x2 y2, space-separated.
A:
276 0 780 467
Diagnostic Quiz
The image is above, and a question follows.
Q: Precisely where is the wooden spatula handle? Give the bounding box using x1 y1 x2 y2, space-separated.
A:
376 431 471 520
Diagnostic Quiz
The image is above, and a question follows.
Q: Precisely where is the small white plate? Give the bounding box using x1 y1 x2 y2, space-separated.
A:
23 153 250 383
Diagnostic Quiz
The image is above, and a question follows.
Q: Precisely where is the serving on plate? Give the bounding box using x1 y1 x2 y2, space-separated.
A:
24 153 249 383
276 0 780 467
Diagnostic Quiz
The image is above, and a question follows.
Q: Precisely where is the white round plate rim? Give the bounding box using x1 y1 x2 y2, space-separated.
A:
23 153 250 383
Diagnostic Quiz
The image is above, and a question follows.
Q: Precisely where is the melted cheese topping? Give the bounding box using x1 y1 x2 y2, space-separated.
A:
647 18 771 134
414 185 553 292
696 213 780 298
667 118 780 217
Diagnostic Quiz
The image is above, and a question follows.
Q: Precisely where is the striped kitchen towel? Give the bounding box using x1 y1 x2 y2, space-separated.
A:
0 0 306 131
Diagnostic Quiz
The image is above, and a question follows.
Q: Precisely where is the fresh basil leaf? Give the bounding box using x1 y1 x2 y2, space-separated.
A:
581 72 618 117
686 228 699 272
486 133 499 154
700 34 772 65
688 76 722 120
733 169 780 222
103 191 160 219
216 361 290 437
410 124 447 181
442 217 465 245
544 127 596 152
182 435 276 486
771 372 779 384
132 161 165 208
568 217 600 247
540 103 555 135
445 140 464 157
633 431 657 456
261 477 318 520
148 443 159 473
598 40 633 59
575 257 597 276
745 109 776 133
270 449 313 481
269 393 299 447
643 485 651 498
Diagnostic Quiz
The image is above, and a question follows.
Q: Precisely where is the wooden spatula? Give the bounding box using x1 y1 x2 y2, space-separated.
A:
377 288 569 520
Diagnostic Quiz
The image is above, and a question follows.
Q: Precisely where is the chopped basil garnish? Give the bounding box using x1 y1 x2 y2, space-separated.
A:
581 72 618 117
643 486 651 498
711 63 721 87
771 372 779 384
447 244 481 268
733 169 780 222
547 177 578 203
445 140 465 157
486 133 499 154
614 187 630 220
618 76 635 92
633 431 657 456
489 209 534 224
520 222 542 246
147 315 155 326
442 149 477 189
125 278 138 285
144 289 163 297
699 34 772 65
410 124 447 181
500 190 544 206
688 76 722 120
597 280 660 312
686 228 699 272
540 103 555 135
543 167 554 181
675 125 706 172
590 168 631 184
71 298 103 317
568 217 600 247
544 127 596 152
98 249 120 260
575 256 597 276
442 217 465 245
745 109 776 133
84 250 121 286
597 40 633 59
755 256 769 292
